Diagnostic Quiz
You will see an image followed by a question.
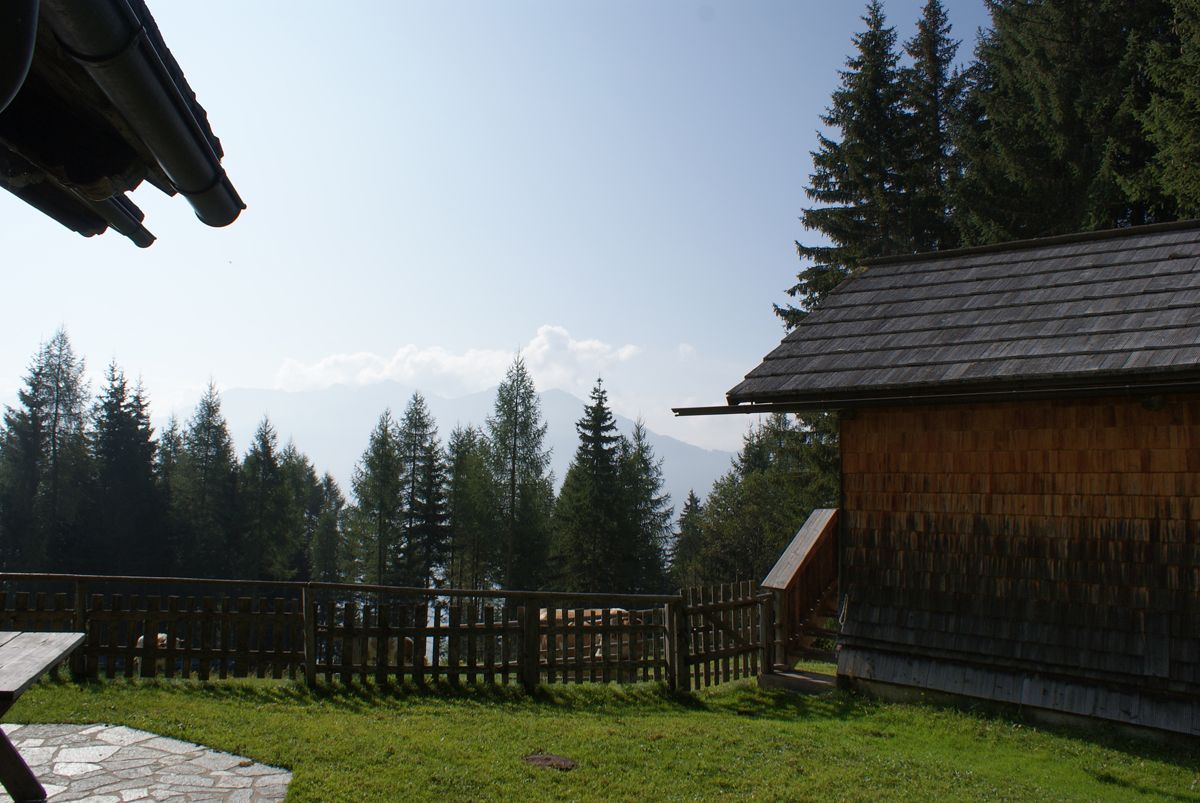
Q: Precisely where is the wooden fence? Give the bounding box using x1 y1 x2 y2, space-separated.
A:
0 573 768 692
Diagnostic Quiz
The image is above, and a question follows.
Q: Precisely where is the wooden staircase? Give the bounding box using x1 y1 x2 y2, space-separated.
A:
760 508 839 670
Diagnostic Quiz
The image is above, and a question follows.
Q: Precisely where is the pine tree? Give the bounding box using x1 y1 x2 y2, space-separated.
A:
89 365 161 574
348 409 404 586
553 380 624 593
777 1 911 324
954 0 1175 243
396 393 448 588
669 490 705 590
485 357 553 590
177 383 239 577
1144 0 1200 215
903 0 964 252
445 425 498 590
618 420 671 593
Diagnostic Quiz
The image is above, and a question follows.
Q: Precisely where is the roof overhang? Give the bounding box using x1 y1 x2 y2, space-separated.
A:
0 0 243 246
674 371 1200 417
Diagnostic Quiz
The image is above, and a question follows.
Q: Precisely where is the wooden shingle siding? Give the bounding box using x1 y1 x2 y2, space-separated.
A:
839 394 1200 728
729 222 1200 404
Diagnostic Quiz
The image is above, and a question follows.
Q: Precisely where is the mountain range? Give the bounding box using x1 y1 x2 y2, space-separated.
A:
214 382 734 519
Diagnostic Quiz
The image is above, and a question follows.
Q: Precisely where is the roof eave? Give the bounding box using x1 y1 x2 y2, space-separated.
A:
675 371 1200 417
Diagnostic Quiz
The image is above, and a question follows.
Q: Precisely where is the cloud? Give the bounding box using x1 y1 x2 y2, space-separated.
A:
273 325 641 397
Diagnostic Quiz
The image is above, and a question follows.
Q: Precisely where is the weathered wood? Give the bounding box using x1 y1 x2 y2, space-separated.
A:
520 604 539 693
0 632 84 700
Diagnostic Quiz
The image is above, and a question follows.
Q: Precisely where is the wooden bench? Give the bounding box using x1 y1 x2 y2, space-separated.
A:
0 631 84 802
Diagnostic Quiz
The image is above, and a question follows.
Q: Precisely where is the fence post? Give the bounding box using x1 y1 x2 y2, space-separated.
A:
673 593 691 693
773 588 787 671
70 579 87 680
662 600 677 691
519 601 540 694
759 592 775 676
302 586 317 687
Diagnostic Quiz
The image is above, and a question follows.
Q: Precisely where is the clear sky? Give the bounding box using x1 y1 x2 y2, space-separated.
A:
0 0 991 453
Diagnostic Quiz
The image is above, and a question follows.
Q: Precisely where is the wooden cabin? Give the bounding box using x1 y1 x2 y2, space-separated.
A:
679 220 1200 735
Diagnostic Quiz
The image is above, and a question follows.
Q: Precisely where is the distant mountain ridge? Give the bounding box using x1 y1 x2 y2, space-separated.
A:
210 382 733 519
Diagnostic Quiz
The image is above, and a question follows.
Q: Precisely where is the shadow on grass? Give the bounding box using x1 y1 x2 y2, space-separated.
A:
39 672 867 723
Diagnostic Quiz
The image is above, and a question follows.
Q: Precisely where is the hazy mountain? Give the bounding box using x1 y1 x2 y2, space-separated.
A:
211 382 733 518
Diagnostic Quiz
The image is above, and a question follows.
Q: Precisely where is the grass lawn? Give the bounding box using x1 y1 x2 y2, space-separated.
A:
9 676 1198 801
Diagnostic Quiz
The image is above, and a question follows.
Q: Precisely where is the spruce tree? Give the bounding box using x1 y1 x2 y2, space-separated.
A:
954 0 1175 243
553 380 624 593
177 383 239 577
1144 0 1200 215
155 415 186 574
903 0 964 252
669 490 705 590
89 365 161 574
445 425 498 589
396 393 448 588
348 409 404 586
310 473 346 583
485 357 553 590
0 350 50 570
279 441 322 580
618 420 671 593
777 1 911 324
238 418 291 580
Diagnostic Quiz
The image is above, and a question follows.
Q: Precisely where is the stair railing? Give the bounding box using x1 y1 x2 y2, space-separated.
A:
760 508 838 671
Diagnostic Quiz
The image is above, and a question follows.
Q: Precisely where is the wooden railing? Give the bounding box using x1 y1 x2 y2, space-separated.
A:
0 573 769 692
760 508 839 669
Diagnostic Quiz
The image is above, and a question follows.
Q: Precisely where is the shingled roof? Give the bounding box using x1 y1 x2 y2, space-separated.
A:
722 220 1200 410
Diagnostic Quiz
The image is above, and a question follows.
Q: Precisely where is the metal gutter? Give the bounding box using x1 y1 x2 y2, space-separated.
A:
38 0 244 227
673 376 1200 416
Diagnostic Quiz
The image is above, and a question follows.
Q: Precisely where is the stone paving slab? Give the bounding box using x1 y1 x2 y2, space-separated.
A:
0 724 291 802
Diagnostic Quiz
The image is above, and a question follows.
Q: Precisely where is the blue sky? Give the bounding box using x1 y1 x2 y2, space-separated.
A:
0 1 991 452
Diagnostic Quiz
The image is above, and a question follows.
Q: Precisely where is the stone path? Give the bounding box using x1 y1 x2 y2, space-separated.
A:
0 723 291 802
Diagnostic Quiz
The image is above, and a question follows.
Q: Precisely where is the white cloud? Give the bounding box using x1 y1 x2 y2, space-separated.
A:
273 325 641 397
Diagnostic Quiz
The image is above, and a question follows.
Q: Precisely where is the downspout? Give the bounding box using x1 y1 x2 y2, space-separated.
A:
0 0 39 114
38 0 244 227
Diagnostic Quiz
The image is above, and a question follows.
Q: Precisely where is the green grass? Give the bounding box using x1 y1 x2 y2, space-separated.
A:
9 676 1199 802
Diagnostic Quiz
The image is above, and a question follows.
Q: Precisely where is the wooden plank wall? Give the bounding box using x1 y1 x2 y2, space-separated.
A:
839 394 1200 704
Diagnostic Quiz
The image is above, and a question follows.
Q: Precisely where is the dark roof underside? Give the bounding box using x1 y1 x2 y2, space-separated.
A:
728 221 1200 407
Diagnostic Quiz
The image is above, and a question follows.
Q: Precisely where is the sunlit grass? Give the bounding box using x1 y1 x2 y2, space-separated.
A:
9 676 1198 801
